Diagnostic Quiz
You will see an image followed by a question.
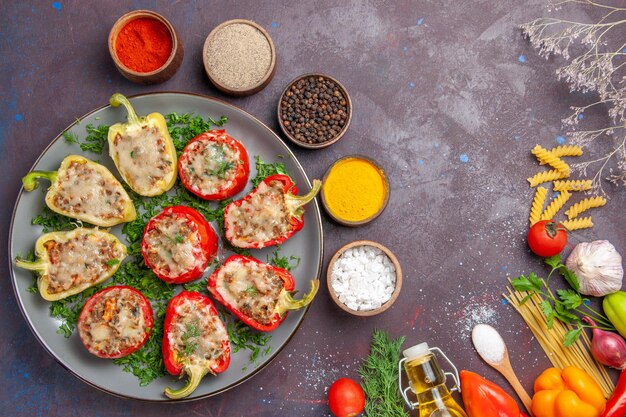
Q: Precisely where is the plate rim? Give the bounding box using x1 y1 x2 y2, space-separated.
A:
7 91 324 402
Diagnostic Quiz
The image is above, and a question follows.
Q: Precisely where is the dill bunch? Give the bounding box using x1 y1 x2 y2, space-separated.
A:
358 329 410 417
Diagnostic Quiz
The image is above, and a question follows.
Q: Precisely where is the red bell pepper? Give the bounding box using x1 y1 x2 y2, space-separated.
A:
141 206 218 284
178 130 250 200
460 370 521 417
162 291 230 399
207 255 319 332
224 174 321 249
602 369 626 417
77 285 154 359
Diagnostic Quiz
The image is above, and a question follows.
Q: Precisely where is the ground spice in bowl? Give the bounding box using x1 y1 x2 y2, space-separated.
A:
278 74 351 148
321 156 389 226
203 19 276 96
115 17 172 73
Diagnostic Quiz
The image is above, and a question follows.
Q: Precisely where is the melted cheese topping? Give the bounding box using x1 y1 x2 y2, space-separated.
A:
53 161 128 220
78 288 148 356
180 139 240 195
225 181 291 248
111 122 174 193
215 259 283 325
168 298 228 367
143 213 206 278
45 233 123 294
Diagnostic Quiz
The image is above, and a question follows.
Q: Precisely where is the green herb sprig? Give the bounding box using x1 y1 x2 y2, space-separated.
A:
251 155 289 187
358 329 409 417
511 255 616 346
267 248 300 272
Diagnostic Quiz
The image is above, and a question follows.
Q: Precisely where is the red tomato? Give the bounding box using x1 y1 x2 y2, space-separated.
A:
527 220 567 257
328 378 366 417
78 286 154 359
178 130 250 201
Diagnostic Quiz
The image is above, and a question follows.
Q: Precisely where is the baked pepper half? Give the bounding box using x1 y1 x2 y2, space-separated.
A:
162 291 230 399
532 366 606 417
460 370 521 417
15 228 127 301
78 285 154 359
107 93 177 196
141 205 218 284
178 130 250 200
208 255 319 332
22 154 136 227
224 174 322 248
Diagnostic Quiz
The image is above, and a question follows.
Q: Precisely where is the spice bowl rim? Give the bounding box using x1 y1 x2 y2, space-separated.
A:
320 155 389 227
108 10 183 83
326 240 402 317
277 72 352 149
202 19 277 96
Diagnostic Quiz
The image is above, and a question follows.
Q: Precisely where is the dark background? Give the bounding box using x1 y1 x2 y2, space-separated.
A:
1 1 624 416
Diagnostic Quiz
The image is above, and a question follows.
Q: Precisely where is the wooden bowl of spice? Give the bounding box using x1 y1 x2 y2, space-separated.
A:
278 73 352 148
321 155 389 226
203 19 276 96
327 240 402 317
109 10 184 84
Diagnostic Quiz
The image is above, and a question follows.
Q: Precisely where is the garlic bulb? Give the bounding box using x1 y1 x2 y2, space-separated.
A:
566 240 623 297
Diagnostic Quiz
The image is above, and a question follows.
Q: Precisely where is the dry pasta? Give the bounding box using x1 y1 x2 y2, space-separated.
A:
529 187 548 226
565 196 607 219
562 216 594 231
549 145 583 158
532 145 571 174
540 190 571 221
527 169 569 187
553 180 593 192
505 285 614 398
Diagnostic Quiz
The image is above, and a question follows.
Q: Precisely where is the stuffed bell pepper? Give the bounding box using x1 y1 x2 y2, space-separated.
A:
78 285 154 359
224 174 321 249
107 93 177 196
532 366 606 417
141 206 218 284
178 130 250 200
162 291 230 399
15 228 127 301
22 154 136 227
208 255 319 332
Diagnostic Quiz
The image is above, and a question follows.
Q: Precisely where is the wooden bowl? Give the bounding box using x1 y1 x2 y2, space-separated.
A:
321 155 389 227
108 10 184 84
203 19 276 96
277 73 352 149
327 240 402 317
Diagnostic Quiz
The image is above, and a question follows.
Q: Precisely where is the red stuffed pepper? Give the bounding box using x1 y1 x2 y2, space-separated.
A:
208 255 319 332
224 174 321 249
162 291 230 399
178 130 250 200
141 206 218 284
77 285 154 359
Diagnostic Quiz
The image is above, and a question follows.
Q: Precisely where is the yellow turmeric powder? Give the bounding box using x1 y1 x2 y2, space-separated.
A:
322 157 387 223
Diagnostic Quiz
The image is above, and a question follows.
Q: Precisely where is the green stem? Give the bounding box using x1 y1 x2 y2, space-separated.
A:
284 179 322 216
109 93 142 125
276 279 319 317
164 364 208 399
15 257 46 272
22 171 58 191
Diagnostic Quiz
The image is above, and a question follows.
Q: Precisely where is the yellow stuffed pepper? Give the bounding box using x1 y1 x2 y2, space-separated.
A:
531 366 606 417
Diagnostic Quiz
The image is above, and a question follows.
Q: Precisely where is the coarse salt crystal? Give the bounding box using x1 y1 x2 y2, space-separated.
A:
331 245 396 311
471 324 505 364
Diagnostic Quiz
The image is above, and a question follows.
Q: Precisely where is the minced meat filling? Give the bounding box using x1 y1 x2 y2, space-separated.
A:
180 139 239 195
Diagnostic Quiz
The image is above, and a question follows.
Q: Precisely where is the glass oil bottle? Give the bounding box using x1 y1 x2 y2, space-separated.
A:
398 343 468 417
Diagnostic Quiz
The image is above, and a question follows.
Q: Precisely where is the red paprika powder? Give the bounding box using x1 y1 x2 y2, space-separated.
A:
115 17 172 73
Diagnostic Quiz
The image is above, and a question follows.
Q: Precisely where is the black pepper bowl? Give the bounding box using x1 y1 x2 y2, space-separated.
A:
277 73 352 149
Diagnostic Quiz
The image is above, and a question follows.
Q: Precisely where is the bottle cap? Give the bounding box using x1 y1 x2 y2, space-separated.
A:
403 342 430 361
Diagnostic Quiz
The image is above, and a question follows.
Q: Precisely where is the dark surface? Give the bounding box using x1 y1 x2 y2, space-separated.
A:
1 1 624 416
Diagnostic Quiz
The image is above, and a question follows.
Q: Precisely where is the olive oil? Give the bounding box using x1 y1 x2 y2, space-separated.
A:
402 343 468 417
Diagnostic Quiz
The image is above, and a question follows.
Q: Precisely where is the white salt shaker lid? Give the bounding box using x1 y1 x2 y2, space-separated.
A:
403 342 430 361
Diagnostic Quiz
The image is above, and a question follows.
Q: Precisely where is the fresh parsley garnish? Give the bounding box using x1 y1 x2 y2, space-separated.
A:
62 131 79 144
251 155 289 187
244 286 258 297
267 248 300 272
106 259 120 267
